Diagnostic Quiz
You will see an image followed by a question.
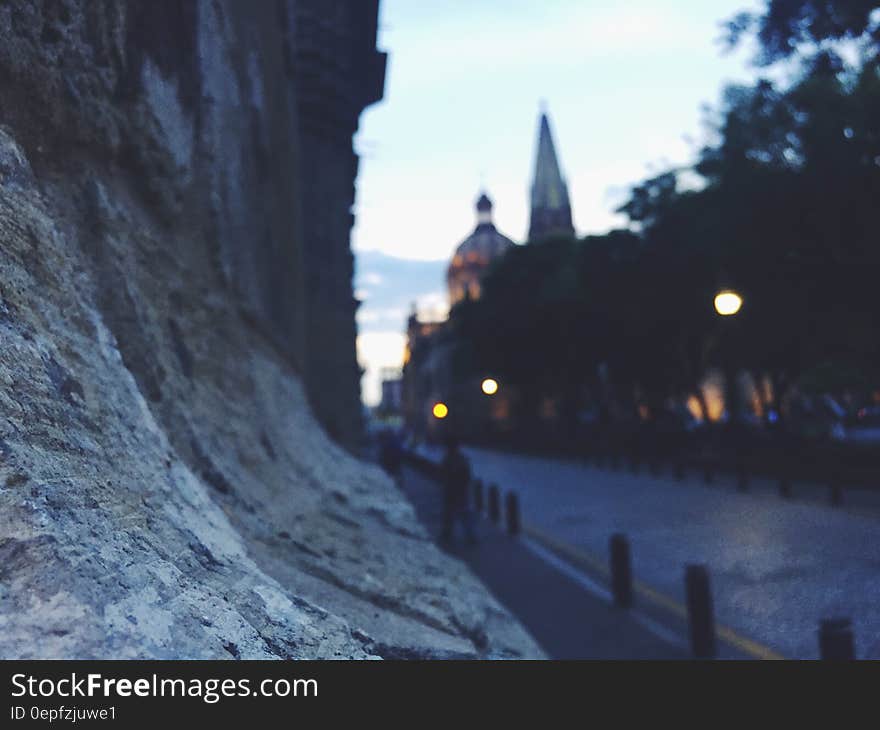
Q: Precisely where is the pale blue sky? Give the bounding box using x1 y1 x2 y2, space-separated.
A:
354 0 762 405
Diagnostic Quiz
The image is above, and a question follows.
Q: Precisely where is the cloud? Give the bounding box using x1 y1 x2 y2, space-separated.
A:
360 271 384 286
356 306 409 326
415 291 449 322
385 2 710 94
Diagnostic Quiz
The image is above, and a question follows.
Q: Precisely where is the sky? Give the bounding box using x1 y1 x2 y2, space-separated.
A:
353 0 763 406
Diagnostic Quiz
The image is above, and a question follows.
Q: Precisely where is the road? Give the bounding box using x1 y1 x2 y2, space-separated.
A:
420 444 880 659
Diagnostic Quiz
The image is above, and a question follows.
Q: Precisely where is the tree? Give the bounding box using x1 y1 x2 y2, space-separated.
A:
726 1 880 65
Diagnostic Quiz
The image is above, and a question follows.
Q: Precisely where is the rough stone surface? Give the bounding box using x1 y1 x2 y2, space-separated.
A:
0 1 543 659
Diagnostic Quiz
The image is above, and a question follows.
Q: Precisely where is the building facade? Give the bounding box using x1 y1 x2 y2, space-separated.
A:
446 193 516 305
378 367 404 416
291 1 387 450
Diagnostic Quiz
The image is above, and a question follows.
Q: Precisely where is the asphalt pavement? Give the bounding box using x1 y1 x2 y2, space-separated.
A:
439 445 880 659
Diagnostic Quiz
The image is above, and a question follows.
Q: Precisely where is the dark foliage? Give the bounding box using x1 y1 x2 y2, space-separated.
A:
725 1 879 65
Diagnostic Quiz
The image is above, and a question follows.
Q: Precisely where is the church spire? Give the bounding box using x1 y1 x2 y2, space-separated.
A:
528 110 574 242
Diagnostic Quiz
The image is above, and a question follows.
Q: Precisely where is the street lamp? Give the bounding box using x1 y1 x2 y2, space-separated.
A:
713 289 744 425
714 290 743 316
432 402 449 419
481 378 499 396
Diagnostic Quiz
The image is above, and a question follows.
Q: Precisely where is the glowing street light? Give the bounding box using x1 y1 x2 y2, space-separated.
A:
432 402 449 419
714 290 743 316
481 378 499 396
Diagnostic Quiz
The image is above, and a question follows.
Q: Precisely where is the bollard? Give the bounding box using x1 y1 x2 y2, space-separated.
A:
487 484 500 524
778 475 792 499
472 479 484 514
684 564 716 659
736 462 749 492
819 618 855 660
703 464 714 485
609 534 633 609
829 483 843 507
505 492 521 536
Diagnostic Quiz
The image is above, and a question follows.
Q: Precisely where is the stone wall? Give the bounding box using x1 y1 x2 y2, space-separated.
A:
0 1 541 659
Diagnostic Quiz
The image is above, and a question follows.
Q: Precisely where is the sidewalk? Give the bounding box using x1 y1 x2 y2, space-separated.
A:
401 466 688 659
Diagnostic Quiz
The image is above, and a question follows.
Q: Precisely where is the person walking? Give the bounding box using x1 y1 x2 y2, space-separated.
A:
440 436 476 544
379 429 404 486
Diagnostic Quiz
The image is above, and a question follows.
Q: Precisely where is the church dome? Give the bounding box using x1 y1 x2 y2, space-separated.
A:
447 192 515 305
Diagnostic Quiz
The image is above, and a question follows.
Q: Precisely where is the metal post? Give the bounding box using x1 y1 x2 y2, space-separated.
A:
819 618 855 660
505 492 520 536
778 475 792 499
487 484 500 524
472 479 484 514
629 454 640 474
703 464 714 485
684 564 716 659
736 461 748 492
609 534 633 609
829 483 843 507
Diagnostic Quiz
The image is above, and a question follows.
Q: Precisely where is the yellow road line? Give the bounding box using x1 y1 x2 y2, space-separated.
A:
523 524 786 660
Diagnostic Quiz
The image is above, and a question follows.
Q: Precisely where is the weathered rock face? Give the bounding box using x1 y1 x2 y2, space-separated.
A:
0 1 542 659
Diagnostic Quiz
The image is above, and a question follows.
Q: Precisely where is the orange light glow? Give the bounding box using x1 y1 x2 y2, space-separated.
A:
686 395 704 422
701 376 725 422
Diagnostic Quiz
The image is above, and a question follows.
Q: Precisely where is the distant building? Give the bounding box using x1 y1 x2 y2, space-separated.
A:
528 112 575 242
403 107 576 437
402 311 448 434
402 192 516 437
447 193 516 306
378 367 403 415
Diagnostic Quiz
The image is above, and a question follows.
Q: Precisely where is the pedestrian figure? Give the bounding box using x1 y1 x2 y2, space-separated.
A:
378 429 404 486
440 436 476 544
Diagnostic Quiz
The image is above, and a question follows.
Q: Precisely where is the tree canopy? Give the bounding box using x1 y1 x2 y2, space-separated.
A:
726 0 879 65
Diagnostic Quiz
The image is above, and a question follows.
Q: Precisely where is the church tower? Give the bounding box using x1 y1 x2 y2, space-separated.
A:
528 110 575 242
